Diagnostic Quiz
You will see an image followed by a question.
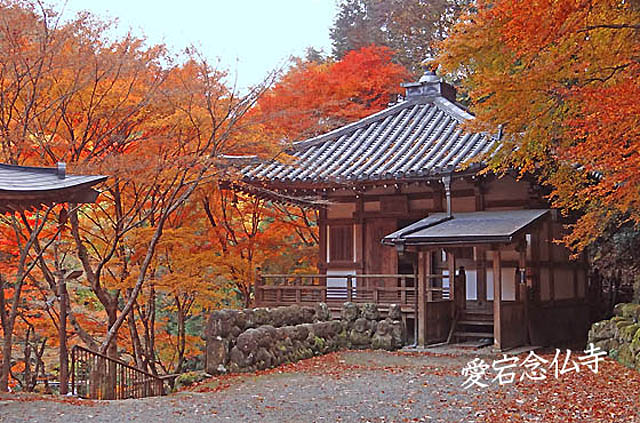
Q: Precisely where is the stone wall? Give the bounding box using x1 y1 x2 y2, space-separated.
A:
205 302 404 374
587 303 640 370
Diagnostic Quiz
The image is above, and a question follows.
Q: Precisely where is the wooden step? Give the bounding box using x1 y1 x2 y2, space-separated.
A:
461 317 493 323
462 312 493 320
457 320 494 326
463 309 493 315
454 331 494 338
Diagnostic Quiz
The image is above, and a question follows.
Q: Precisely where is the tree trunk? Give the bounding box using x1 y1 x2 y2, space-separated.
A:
127 306 144 369
103 305 118 400
23 327 32 392
175 296 185 374
58 276 69 395
0 328 14 392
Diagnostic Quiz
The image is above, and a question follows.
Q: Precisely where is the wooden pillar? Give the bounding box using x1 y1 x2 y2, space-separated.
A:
516 243 527 302
318 205 328 276
254 272 263 306
518 243 529 344
447 250 456 319
528 228 539 299
417 251 427 346
476 246 487 307
455 266 466 312
492 249 502 350
546 220 555 303
355 196 364 274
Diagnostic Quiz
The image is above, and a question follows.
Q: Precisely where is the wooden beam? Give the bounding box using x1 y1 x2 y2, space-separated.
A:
492 249 502 350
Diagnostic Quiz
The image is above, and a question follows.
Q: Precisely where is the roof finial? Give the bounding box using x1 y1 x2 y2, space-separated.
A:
56 162 66 179
401 56 455 101
419 56 440 83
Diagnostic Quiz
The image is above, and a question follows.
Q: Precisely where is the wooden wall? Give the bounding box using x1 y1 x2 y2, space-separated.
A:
500 302 527 349
315 173 591 348
528 303 590 345
320 174 543 276
424 301 452 344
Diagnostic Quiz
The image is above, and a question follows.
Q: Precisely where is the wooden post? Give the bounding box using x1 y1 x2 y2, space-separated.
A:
355 196 364 271
347 275 353 302
546 220 555 303
57 273 68 395
517 245 527 302
517 239 529 344
476 246 487 307
319 204 328 273
528 228 539 301
492 249 502 350
254 272 263 306
455 266 466 312
520 283 530 344
400 276 407 305
447 250 456 319
417 251 427 346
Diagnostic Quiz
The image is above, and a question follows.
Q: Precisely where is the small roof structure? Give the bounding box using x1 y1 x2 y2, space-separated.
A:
382 209 550 248
240 71 497 187
0 163 107 213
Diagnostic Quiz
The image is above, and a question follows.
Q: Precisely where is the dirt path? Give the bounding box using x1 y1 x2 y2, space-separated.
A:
0 349 638 423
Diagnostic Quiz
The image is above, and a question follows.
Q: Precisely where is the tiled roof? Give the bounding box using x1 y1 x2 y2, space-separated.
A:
241 73 496 185
0 163 107 213
0 163 106 193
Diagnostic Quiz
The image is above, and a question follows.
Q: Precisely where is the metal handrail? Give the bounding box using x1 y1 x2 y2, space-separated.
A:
71 345 165 400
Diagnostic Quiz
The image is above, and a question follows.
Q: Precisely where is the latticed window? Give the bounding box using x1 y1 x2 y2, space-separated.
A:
329 224 354 262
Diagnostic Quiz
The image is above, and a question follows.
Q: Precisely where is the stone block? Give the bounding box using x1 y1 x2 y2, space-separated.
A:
342 302 359 322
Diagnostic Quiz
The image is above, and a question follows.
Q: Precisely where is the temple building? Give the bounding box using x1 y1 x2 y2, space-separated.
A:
239 71 589 350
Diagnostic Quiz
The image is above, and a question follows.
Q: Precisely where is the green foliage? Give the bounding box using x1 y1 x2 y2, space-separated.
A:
330 0 469 73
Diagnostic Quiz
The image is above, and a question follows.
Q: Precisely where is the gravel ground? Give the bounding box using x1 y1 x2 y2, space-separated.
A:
0 349 525 423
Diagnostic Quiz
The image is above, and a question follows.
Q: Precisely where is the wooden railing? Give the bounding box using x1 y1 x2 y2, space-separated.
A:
71 345 165 400
255 274 451 310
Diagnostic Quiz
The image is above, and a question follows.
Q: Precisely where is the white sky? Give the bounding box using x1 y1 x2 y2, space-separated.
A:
58 0 339 88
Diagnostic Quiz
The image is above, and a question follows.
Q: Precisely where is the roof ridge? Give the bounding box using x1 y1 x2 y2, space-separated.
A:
432 96 475 122
0 163 58 174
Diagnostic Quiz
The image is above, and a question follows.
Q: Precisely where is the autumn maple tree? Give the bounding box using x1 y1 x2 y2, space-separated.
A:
255 45 409 142
437 0 640 254
0 0 271 390
0 0 419 393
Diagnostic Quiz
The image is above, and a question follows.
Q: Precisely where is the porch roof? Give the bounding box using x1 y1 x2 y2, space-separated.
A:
382 209 550 248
